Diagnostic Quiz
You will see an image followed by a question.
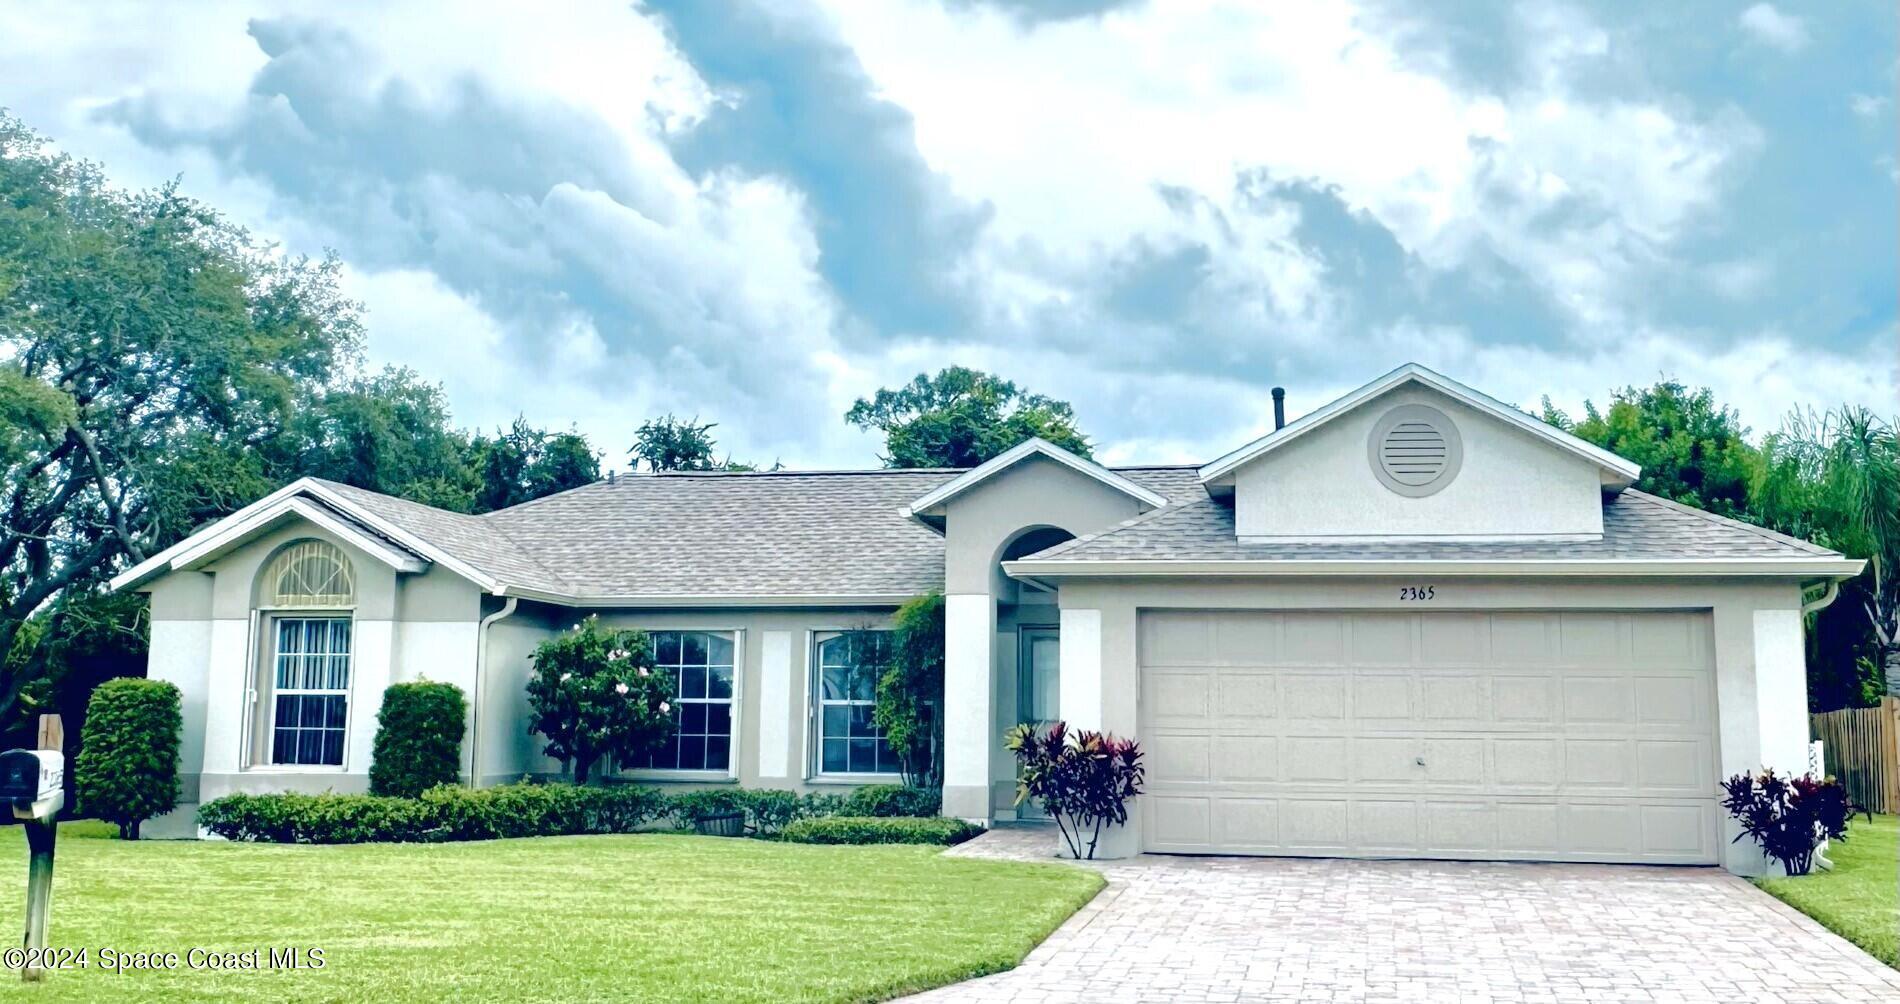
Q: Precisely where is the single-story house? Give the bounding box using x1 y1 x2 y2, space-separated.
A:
115 363 1861 873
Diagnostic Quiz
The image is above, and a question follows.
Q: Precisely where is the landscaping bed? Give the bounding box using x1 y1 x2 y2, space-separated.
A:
1756 813 1899 969
0 824 1100 1002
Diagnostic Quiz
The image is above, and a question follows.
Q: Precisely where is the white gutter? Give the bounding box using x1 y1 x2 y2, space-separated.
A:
1003 557 1869 580
467 596 519 789
496 586 918 608
1802 579 1842 615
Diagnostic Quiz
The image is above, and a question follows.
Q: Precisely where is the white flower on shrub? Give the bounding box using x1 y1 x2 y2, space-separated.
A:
560 672 572 682
638 666 649 677
659 701 671 713
615 682 629 695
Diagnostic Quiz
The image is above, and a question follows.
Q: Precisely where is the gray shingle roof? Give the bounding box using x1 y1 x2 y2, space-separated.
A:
1020 488 1841 563
315 466 1201 599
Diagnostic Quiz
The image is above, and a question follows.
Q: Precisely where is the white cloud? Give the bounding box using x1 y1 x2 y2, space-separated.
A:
1738 4 1808 53
1851 93 1890 119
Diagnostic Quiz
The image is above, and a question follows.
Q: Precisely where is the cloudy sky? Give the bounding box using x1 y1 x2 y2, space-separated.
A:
4 1 1895 468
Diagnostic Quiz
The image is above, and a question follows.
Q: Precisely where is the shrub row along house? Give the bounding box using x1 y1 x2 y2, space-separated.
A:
115 364 1861 873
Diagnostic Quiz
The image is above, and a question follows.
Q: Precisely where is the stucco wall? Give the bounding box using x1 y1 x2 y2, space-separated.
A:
141 518 484 836
478 603 902 792
1051 574 1809 873
1232 385 1605 540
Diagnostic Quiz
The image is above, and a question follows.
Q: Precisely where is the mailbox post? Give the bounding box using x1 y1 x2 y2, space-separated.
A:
4 715 63 982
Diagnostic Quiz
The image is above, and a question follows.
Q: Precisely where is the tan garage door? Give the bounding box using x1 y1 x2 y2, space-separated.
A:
1139 610 1720 864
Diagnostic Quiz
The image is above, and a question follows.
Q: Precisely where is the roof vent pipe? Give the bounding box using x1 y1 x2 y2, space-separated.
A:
1271 387 1286 430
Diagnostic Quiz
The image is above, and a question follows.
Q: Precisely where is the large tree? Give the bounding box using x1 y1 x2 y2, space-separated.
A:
1540 381 1760 518
0 113 358 717
628 414 770 473
469 417 600 512
846 366 1091 468
278 366 481 512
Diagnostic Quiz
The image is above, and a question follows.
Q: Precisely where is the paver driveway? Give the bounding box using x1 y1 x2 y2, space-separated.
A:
909 825 1900 1004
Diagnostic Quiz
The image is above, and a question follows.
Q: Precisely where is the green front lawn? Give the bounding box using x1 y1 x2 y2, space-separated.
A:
0 825 1100 1002
1756 813 1900 969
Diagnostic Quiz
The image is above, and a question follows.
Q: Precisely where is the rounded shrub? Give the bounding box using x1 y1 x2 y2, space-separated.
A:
842 784 941 818
369 681 469 797
74 677 182 839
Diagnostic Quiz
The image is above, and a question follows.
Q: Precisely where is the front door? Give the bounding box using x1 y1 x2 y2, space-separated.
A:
1017 626 1059 819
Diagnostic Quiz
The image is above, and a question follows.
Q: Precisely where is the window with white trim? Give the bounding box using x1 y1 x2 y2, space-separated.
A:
633 630 735 772
269 617 352 766
814 631 899 775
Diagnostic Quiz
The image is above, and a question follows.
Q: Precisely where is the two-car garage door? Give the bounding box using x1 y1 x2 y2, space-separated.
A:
1139 610 1720 864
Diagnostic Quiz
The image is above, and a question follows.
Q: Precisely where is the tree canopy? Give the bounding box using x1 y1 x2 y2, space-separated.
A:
1541 381 1758 518
846 366 1091 468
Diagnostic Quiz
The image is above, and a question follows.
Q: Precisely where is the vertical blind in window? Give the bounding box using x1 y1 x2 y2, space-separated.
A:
271 617 352 766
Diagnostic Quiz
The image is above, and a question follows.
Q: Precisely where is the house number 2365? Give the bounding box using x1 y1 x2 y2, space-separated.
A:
1398 586 1436 601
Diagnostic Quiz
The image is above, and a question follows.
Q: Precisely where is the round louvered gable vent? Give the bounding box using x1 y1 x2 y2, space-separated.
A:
1367 404 1463 497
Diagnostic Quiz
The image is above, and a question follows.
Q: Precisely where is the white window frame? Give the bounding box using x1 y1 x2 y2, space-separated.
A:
808 629 902 781
259 612 356 770
626 628 743 782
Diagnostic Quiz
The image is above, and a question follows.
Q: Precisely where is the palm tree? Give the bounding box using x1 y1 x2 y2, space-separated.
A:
1760 407 1900 694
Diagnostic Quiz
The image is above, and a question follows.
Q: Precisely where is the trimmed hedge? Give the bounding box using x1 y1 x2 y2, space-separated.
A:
74 678 182 840
198 783 667 844
780 816 980 846
843 784 941 818
197 784 949 845
369 681 468 798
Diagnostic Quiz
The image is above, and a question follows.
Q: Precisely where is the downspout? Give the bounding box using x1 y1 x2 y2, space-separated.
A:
468 595 519 789
1801 579 1841 616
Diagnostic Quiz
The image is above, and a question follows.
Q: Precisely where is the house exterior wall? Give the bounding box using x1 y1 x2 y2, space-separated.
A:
1051 574 1810 874
1232 385 1605 540
142 519 484 836
936 455 1155 820
478 604 903 792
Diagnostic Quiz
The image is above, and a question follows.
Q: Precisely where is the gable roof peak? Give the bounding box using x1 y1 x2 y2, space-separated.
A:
907 437 1169 518
1197 362 1641 489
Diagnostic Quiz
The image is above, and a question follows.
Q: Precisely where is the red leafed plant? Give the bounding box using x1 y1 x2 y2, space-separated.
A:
1719 768 1856 876
1005 721 1145 860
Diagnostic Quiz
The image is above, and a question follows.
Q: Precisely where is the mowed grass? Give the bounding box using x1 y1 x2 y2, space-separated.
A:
1756 813 1899 968
0 824 1101 1002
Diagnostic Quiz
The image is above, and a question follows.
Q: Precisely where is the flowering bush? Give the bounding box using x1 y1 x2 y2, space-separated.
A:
526 616 675 783
1720 768 1856 875
1005 721 1144 860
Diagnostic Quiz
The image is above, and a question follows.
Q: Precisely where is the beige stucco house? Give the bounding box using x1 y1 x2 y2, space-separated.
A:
114 363 1861 874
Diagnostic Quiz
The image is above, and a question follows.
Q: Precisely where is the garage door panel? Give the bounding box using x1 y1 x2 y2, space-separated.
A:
1148 733 1212 784
1492 676 1558 722
1352 673 1414 718
1562 676 1635 723
1559 613 1624 665
1281 674 1348 718
1281 613 1346 664
1143 668 1211 726
1634 676 1706 726
1283 736 1348 782
1348 613 1415 665
1140 610 1718 865
1214 670 1278 720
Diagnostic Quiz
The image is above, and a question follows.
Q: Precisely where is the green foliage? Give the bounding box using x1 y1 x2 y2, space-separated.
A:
74 678 181 839
469 416 600 512
874 593 946 787
841 784 942 818
283 367 482 513
846 366 1091 468
0 112 359 718
525 618 674 784
196 782 669 844
629 414 770 472
663 787 839 835
1542 382 1759 517
368 682 468 798
779 815 981 846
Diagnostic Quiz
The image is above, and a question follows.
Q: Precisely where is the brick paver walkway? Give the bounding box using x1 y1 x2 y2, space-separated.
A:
908 824 1900 1003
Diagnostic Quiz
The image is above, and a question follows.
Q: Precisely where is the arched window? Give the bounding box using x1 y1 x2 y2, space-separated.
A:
253 540 355 768
263 541 355 608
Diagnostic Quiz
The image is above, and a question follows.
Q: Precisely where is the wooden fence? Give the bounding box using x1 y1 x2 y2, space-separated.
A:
1810 697 1900 814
